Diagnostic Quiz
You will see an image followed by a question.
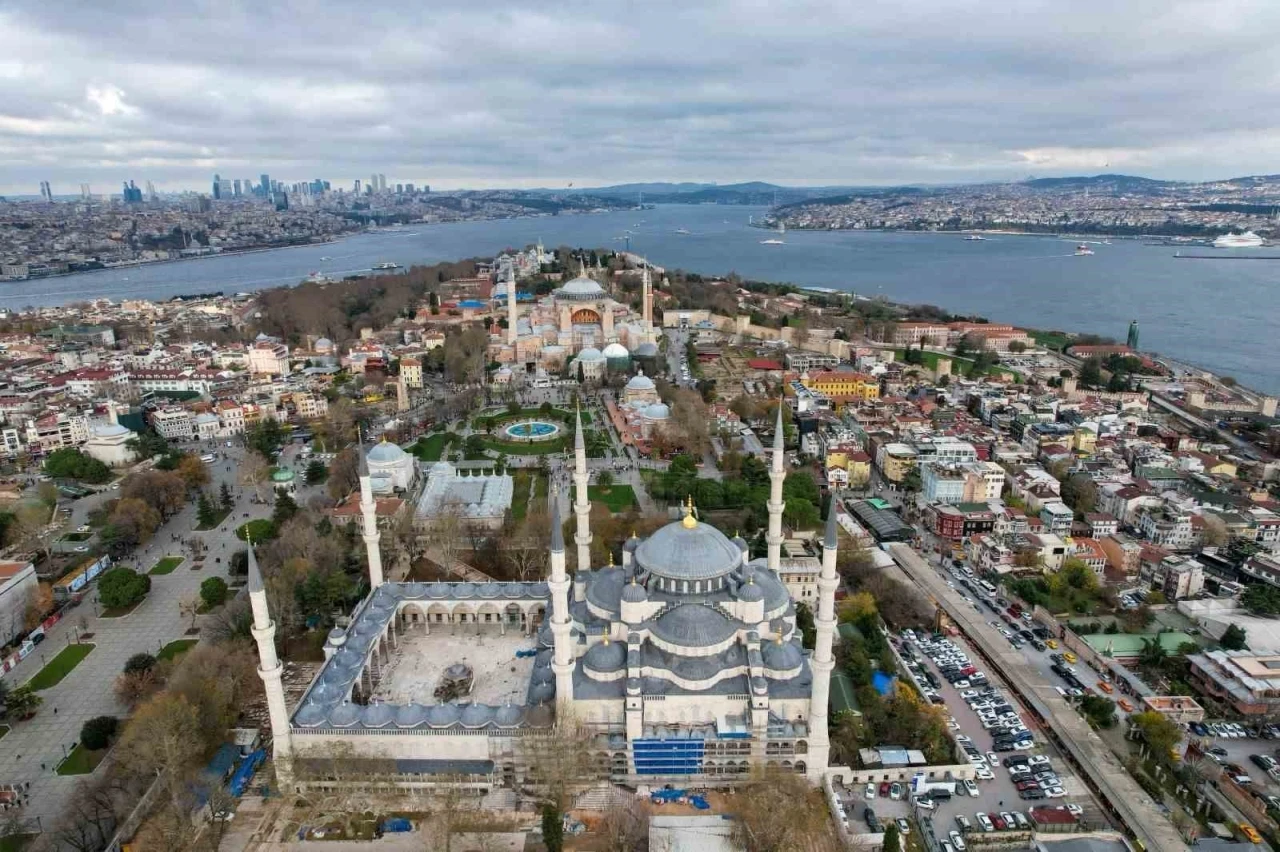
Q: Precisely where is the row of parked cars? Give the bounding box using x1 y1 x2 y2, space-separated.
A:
899 629 987 703
1189 720 1254 739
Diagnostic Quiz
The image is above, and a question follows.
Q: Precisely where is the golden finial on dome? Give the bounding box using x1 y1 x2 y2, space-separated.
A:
682 496 697 529
607 551 614 568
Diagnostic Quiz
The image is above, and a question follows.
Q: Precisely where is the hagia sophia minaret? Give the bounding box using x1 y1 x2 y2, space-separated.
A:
573 406 593 571
641 262 654 342
807 502 841 776
248 540 293 786
358 434 384 588
766 400 786 572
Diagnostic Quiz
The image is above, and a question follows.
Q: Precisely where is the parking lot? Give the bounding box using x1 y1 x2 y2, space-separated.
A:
831 622 1106 850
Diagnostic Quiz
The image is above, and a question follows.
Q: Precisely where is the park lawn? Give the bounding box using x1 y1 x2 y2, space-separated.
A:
511 471 533 522
195 506 232 531
27 643 95 690
0 725 9 740
55 741 106 772
100 599 144 618
149 556 185 575
411 433 450 461
588 484 638 513
56 742 107 776
0 834 35 852
1029 328 1072 351
236 519 277 542
157 639 198 662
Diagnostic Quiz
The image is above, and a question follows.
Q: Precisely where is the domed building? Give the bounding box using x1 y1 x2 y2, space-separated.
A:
622 369 658 406
270 467 297 497
365 437 416 493
602 342 630 372
83 422 136 467
572 346 607 381
259 406 839 793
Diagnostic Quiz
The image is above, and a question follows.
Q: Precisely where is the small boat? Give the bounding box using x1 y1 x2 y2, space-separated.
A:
320 256 331 260
760 239 785 246
674 228 691 235
1074 244 1094 256
964 235 987 241
372 262 400 270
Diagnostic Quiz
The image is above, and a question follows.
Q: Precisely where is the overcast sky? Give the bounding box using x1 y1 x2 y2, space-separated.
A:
3 0 1279 195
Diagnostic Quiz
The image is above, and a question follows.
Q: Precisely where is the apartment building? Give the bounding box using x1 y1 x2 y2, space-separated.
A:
151 407 196 441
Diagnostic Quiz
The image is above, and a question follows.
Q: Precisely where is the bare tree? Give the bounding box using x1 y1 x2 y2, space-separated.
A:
598 800 651 852
728 768 842 852
515 711 604 810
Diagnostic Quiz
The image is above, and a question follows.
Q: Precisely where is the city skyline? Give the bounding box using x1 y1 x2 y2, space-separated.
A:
3 1 1280 194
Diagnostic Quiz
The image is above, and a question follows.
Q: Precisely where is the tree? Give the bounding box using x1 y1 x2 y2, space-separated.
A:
122 470 188 518
1130 710 1183 760
5 685 41 718
175 455 210 490
219 481 234 511
179 595 201 632
1242 584 1280 616
541 803 564 852
272 490 298 526
1060 474 1097 515
326 447 359 501
728 768 842 852
238 452 271 501
1222 623 1249 650
882 823 902 852
1200 513 1228 547
305 460 328 485
23 582 52 631
126 429 169 459
9 501 55 563
97 567 151 609
115 693 203 810
596 470 614 490
80 716 119 750
1137 637 1169 673
124 653 156 675
1079 357 1104 389
197 491 219 528
43 448 111 483
246 419 286 460
199 577 228 610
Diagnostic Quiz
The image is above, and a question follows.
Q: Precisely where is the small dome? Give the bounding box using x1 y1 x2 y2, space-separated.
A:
495 704 525 727
294 703 329 728
732 533 748 552
763 639 804 671
430 460 455 476
621 578 648 603
270 468 295 482
625 371 655 391
328 703 361 728
460 704 493 728
643 402 671 420
326 627 347 645
584 639 628 673
367 441 408 463
92 423 131 438
315 337 333 349
530 681 556 703
603 342 630 358
577 347 604 362
426 704 462 728
394 703 429 728
739 578 765 603
634 342 659 357
361 703 395 728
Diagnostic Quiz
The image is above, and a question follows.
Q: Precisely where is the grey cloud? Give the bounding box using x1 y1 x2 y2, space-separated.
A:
3 0 1280 193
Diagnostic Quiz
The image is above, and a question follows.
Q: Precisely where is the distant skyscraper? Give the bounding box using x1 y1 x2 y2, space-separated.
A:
369 174 378 194
405 183 414 193
260 173 271 196
395 183 403 194
233 179 241 197
1127 320 1140 351
354 179 362 194
80 183 90 200
378 174 386 192
122 181 143 203
213 174 222 199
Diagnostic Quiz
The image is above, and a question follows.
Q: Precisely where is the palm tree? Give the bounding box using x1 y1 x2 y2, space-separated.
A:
1138 637 1168 673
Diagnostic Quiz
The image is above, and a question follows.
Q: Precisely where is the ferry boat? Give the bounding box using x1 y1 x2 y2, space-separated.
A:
1074 244 1094 256
1213 231 1264 248
371 262 400 270
964 235 988 241
760 238 785 245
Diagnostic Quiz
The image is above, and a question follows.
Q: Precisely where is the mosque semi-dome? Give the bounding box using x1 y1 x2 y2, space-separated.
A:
584 639 628 673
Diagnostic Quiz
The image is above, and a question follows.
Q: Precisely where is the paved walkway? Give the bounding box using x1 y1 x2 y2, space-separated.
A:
0 446 267 831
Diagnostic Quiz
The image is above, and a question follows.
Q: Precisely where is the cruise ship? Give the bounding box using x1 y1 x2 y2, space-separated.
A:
1213 231 1265 248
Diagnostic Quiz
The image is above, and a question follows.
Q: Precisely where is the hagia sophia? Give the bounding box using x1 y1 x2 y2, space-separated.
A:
490 259 660 378
247 407 841 792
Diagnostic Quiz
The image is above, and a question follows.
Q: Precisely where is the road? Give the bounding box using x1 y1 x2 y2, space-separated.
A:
886 542 1190 851
0 444 269 834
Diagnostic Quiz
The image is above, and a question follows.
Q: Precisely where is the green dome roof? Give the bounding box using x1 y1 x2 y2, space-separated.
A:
270 468 296 482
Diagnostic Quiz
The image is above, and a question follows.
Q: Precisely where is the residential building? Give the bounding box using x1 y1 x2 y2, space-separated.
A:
784 351 839 372
1099 534 1143 576
1084 513 1119 538
217 401 246 435
800 370 880 402
1136 508 1195 550
1188 650 1280 716
1071 537 1109 575
24 413 90 452
777 556 821 603
400 357 423 389
151 407 195 441
1039 501 1074 536
1162 556 1206 600
247 339 290 376
964 461 1005 501
922 464 967 504
876 442 917 483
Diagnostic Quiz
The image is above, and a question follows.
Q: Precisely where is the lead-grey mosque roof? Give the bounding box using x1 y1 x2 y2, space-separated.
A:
634 342 659 357
367 441 410 463
584 639 628 673
621 578 648 603
649 603 738 647
634 520 743 582
291 581 553 733
762 638 805 671
557 274 607 299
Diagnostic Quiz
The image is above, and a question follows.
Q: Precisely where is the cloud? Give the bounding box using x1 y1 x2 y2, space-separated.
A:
2 0 1280 193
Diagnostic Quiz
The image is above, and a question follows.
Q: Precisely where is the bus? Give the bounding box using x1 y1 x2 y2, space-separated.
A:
52 554 111 601
979 580 998 596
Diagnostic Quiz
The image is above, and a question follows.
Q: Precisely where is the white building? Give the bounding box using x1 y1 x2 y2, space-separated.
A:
414 461 513 530
248 339 290 377
83 412 137 467
151 408 195 441
0 560 37 646
194 412 220 442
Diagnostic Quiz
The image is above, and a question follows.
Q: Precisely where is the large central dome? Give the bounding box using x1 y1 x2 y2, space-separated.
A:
634 517 742 583
557 273 606 300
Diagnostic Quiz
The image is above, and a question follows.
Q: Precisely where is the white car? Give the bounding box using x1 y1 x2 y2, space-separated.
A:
986 751 1000 765
1013 740 1035 750
912 796 936 811
1028 755 1051 768
949 830 967 851
963 778 979 797
1065 804 1083 818
1045 786 1067 798
976 812 994 832
865 783 876 798
975 767 995 781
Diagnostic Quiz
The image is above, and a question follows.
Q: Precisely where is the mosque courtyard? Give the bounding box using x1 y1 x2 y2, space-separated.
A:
370 630 538 707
